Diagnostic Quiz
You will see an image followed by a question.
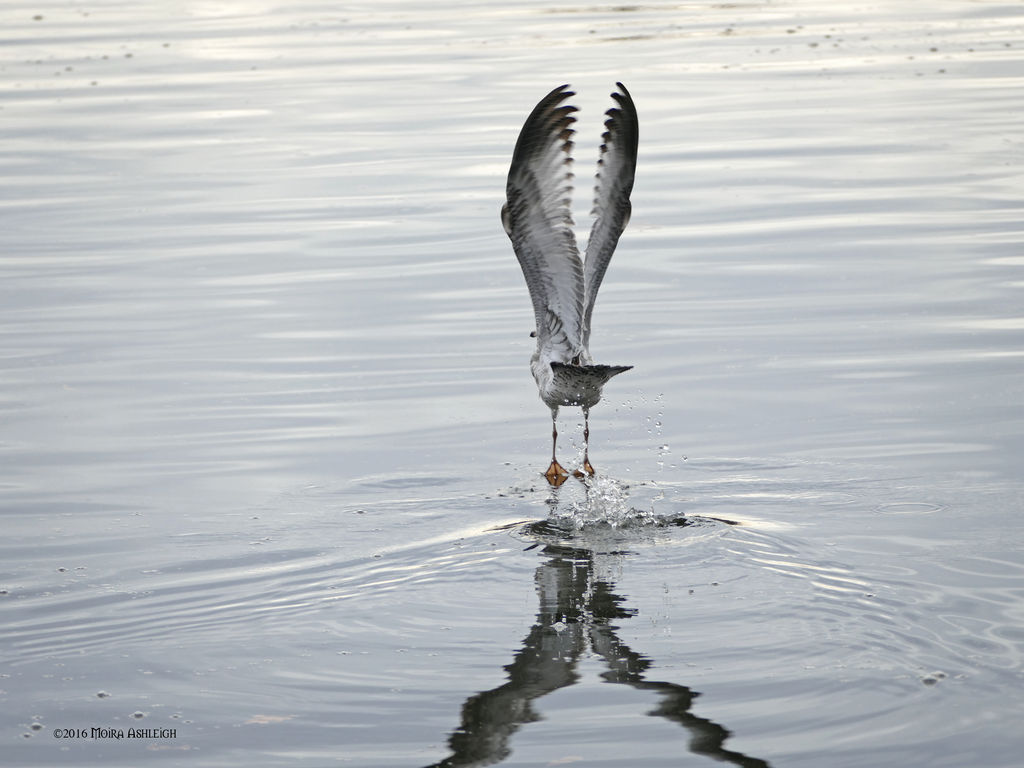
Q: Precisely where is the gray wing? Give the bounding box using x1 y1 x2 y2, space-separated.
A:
582 82 639 348
502 84 585 357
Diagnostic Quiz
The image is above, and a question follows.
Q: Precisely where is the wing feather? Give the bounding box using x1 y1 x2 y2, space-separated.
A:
502 84 585 358
582 82 638 347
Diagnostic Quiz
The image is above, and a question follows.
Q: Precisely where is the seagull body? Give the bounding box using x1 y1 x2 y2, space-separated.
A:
501 83 639 484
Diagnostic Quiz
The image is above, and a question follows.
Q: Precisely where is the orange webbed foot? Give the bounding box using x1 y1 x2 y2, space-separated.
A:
572 459 596 479
544 460 570 487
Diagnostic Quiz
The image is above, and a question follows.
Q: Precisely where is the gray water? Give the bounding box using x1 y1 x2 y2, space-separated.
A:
3 1 1023 766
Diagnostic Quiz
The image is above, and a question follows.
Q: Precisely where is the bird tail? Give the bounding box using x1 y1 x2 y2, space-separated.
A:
551 362 632 385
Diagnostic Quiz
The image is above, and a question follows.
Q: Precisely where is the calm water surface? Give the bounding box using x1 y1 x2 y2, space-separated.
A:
2 1 1023 766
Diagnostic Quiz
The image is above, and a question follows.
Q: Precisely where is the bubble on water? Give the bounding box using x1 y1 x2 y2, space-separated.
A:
920 671 948 686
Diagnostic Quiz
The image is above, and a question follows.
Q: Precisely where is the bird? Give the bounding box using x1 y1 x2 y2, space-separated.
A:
501 82 638 486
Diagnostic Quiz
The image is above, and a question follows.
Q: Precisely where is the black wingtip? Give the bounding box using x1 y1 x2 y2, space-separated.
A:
611 82 636 114
510 86 580 168
547 83 575 100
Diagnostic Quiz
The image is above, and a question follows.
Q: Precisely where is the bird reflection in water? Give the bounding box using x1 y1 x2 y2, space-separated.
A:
422 517 771 768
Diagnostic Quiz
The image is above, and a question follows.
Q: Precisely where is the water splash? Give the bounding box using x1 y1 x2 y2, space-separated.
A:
549 474 660 529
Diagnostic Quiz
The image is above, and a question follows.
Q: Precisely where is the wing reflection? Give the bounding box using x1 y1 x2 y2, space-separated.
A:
424 534 770 768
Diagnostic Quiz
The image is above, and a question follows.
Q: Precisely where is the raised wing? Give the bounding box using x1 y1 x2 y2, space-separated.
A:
582 82 638 347
502 84 585 358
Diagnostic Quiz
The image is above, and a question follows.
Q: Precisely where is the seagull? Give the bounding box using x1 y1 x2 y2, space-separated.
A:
501 82 638 485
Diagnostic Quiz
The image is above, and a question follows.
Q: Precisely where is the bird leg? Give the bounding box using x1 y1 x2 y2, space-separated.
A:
583 412 595 475
574 408 596 478
544 410 569 486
